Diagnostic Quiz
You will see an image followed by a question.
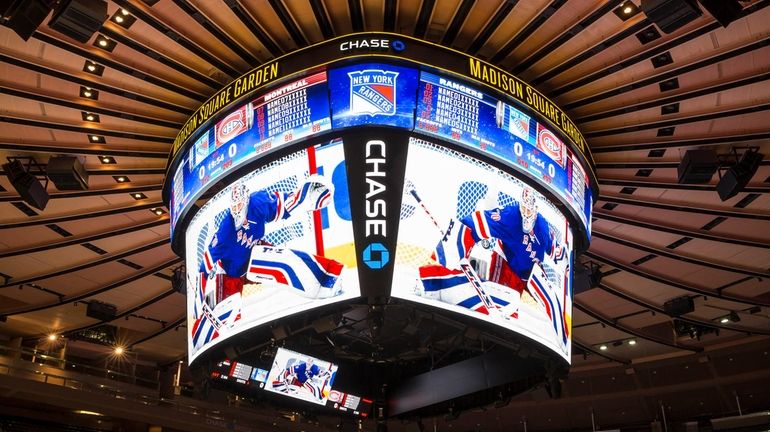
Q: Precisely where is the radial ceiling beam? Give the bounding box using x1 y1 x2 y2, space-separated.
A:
309 0 334 39
0 184 161 203
441 0 475 46
596 282 770 336
0 238 170 289
111 0 241 78
62 288 179 336
585 103 770 138
563 37 770 110
584 251 770 308
0 86 183 129
129 315 185 348
513 0 627 76
597 178 770 194
0 257 182 317
0 201 163 229
171 0 260 65
0 53 193 115
0 218 168 259
0 115 173 144
590 132 770 154
577 72 770 123
33 30 216 97
466 0 519 55
268 0 308 47
593 210 770 250
0 142 169 159
598 194 770 220
413 0 436 38
554 0 770 96
592 231 770 279
490 0 571 64
224 0 283 57
574 303 702 352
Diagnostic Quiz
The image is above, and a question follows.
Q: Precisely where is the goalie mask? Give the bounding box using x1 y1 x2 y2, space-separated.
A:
230 181 249 227
520 187 537 233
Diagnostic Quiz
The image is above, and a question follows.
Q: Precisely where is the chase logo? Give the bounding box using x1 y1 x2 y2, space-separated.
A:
348 70 398 116
362 242 390 269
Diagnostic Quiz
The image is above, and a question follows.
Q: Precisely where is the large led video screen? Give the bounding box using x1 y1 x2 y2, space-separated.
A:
185 141 359 362
264 347 338 406
392 137 573 361
171 72 333 232
415 70 591 233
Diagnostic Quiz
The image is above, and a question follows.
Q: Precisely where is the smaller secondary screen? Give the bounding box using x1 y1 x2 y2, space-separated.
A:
392 137 573 361
327 390 372 417
185 141 359 363
264 348 338 406
328 62 418 129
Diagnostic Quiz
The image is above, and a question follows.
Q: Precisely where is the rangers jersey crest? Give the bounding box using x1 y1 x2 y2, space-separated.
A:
347 70 399 116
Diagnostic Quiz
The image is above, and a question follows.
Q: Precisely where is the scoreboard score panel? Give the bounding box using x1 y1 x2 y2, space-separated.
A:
169 61 593 245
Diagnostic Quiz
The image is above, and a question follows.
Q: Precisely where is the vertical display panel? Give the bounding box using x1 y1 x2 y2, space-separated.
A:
328 62 418 129
185 141 358 363
392 138 573 361
264 347 339 406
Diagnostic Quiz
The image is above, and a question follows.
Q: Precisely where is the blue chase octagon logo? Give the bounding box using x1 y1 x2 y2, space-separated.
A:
363 242 390 269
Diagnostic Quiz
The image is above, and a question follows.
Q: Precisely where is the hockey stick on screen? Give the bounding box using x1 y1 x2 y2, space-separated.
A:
404 179 499 315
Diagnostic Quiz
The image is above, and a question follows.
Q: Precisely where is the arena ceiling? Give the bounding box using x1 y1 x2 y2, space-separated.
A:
0 0 769 429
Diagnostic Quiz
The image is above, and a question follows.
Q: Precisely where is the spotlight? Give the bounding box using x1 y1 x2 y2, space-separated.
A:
89 135 105 143
82 112 100 122
99 156 116 164
599 345 608 351
720 316 730 324
114 346 124 355
80 86 98 100
48 334 58 342
113 175 129 183
150 207 167 216
93 35 117 52
83 61 104 76
614 1 641 20
131 192 146 200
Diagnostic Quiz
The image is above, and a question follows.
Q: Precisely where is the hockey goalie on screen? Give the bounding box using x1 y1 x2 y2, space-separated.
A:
416 185 570 348
190 174 344 350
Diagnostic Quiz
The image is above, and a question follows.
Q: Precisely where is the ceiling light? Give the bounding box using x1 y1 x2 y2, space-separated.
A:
131 192 147 200
150 207 167 216
720 317 730 324
115 15 124 23
80 86 98 100
121 8 129 15
48 334 58 341
94 35 117 52
114 346 124 355
74 410 104 416
99 156 116 164
599 345 608 351
113 175 129 183
83 61 104 76
614 1 640 20
111 9 136 28
89 135 105 143
627 339 637 346
82 112 100 122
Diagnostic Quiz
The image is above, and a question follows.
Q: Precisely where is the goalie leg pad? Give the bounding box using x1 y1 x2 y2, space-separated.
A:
248 246 344 298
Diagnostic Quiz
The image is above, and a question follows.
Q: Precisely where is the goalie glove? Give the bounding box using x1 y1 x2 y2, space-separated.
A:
284 174 334 216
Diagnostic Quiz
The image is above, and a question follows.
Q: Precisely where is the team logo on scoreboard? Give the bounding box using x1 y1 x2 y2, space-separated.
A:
347 70 399 116
536 123 565 167
215 104 253 148
192 132 210 168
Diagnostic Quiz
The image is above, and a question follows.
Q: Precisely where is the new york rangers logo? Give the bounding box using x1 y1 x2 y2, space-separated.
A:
348 70 398 116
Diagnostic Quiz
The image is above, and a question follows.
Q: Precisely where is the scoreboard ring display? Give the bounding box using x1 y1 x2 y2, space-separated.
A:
163 33 597 372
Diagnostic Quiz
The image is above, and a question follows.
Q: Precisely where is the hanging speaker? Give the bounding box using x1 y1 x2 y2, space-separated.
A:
641 0 702 34
698 0 742 27
48 0 107 43
2 159 49 210
1 0 53 41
